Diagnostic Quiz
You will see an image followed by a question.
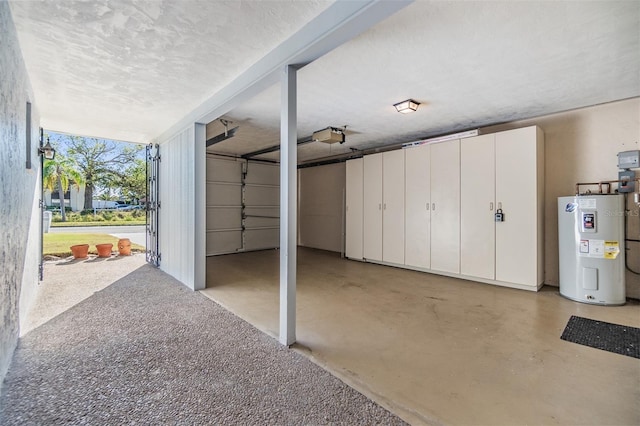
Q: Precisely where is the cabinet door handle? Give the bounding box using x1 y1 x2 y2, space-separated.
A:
378 203 382 210
432 203 436 210
426 203 430 210
490 202 494 211
383 203 387 210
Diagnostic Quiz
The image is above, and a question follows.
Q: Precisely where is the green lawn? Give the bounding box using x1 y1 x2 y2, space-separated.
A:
43 233 145 257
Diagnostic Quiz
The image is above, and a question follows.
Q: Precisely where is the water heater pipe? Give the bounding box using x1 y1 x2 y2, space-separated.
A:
575 178 640 196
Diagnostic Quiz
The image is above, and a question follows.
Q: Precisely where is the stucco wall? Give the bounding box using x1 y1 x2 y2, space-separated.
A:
484 98 640 298
0 2 41 389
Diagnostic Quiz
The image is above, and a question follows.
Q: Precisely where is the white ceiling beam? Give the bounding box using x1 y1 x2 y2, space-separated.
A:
154 0 412 143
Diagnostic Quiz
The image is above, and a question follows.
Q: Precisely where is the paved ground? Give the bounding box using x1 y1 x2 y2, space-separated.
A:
0 255 405 425
49 225 146 247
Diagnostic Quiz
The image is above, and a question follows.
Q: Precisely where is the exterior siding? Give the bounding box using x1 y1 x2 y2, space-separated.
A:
157 124 205 290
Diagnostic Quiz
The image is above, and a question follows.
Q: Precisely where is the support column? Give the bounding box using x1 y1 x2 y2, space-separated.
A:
279 65 297 346
194 123 207 290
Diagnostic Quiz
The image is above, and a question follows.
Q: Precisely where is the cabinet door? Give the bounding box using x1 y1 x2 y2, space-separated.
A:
382 150 405 264
495 127 540 286
345 158 363 260
460 134 495 279
405 145 430 269
430 140 460 273
363 153 383 261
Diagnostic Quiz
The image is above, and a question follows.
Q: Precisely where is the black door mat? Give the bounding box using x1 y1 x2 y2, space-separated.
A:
561 315 640 359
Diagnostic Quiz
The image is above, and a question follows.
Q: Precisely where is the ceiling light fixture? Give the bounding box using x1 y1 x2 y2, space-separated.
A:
394 99 420 114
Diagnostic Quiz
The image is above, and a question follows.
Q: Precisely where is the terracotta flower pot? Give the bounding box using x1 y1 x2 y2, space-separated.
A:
70 244 90 259
96 243 113 258
117 238 132 256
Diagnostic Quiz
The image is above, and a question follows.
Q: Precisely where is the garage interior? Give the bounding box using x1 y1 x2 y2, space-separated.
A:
5 0 638 424
196 2 638 423
198 2 640 421
200 99 640 425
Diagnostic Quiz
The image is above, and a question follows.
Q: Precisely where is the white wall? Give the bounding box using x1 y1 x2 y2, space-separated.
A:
484 98 640 298
0 1 41 389
298 163 346 253
43 186 84 211
157 123 206 290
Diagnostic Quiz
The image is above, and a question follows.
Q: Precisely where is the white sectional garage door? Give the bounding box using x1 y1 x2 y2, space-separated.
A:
243 161 279 251
206 156 279 255
206 157 243 255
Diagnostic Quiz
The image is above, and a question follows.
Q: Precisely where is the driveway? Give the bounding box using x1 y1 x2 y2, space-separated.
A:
49 225 146 247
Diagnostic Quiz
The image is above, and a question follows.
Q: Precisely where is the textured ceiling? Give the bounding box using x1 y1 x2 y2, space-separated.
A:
207 0 640 163
9 0 332 142
9 1 640 162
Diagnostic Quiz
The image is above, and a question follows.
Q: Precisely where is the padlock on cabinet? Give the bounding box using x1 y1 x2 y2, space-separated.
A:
495 208 504 222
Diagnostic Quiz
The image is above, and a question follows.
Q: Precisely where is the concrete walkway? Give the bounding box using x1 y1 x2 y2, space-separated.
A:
0 255 404 425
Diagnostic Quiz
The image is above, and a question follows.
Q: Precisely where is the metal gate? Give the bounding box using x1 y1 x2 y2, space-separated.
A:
39 127 45 280
146 143 160 266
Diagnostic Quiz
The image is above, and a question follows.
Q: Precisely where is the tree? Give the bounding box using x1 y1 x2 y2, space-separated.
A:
118 159 147 202
63 136 144 209
42 152 85 222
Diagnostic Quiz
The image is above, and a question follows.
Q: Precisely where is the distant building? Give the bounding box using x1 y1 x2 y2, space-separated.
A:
43 186 84 212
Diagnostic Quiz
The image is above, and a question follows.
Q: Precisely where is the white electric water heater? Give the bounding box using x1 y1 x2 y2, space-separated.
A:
557 194 626 305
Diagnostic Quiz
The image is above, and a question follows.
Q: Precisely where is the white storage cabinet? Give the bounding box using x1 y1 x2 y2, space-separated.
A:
346 125 544 291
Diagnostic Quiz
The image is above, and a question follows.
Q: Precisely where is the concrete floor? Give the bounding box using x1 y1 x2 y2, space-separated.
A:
203 248 640 426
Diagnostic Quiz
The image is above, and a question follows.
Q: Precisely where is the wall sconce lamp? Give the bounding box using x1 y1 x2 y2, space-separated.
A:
39 137 56 160
394 99 420 114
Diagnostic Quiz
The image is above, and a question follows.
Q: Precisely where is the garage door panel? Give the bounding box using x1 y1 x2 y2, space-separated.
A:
206 230 242 254
245 217 279 228
245 228 279 250
206 159 242 183
245 185 279 207
207 207 242 229
207 183 242 206
245 162 278 185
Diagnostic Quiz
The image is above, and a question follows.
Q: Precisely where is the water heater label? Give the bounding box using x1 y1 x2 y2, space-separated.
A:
590 240 604 257
604 241 620 259
579 240 589 253
578 198 597 209
582 212 596 232
579 239 604 258
578 240 620 259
